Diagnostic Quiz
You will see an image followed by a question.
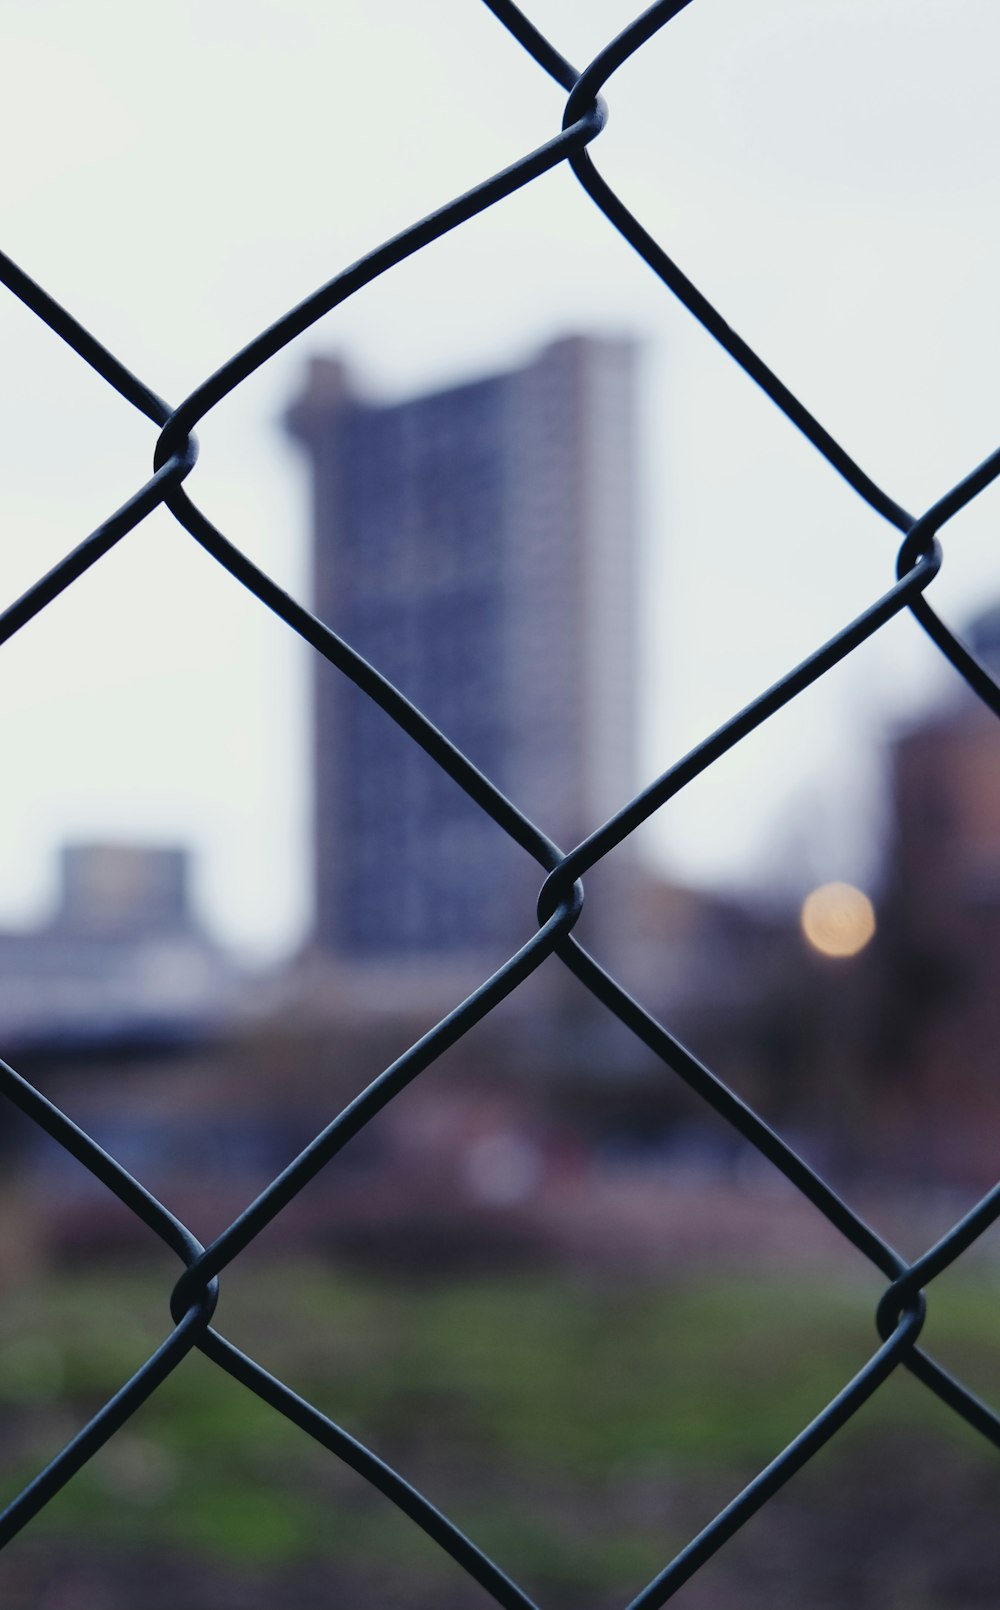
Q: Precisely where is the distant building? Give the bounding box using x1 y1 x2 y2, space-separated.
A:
871 608 1000 1184
53 843 196 942
0 842 235 1058
889 610 1000 934
287 336 640 972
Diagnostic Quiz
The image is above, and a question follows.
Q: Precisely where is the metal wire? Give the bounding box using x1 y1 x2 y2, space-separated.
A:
1 2 999 1605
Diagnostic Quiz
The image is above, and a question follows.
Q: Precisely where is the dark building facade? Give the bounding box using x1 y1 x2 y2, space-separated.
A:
868 607 1000 1184
287 336 639 970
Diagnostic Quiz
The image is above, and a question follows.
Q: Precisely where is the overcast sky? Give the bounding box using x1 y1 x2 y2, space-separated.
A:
1 0 998 958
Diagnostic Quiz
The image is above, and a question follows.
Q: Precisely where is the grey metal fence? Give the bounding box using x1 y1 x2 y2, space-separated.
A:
1 3 999 1606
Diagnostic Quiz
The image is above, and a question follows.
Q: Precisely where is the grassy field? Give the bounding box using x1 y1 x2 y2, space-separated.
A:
0 1258 998 1606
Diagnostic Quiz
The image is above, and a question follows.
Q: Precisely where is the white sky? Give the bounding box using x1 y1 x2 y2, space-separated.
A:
1 0 999 958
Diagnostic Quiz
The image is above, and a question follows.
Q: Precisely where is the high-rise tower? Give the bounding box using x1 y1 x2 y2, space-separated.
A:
286 336 639 971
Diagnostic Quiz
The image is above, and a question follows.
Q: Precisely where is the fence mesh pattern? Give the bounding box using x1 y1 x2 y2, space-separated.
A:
2 2 1000 1605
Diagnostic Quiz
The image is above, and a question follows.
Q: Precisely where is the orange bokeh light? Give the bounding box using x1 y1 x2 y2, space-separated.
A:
800 882 876 958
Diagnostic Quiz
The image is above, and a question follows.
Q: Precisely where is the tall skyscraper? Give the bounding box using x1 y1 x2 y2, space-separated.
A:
286 336 639 970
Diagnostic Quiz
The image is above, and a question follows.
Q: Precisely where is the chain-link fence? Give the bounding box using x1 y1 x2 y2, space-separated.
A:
1 2 999 1605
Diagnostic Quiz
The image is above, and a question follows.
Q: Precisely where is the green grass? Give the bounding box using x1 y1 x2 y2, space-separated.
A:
0 1259 997 1590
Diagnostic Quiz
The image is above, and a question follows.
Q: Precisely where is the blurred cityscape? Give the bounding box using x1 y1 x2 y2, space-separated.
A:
2 336 999 1608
